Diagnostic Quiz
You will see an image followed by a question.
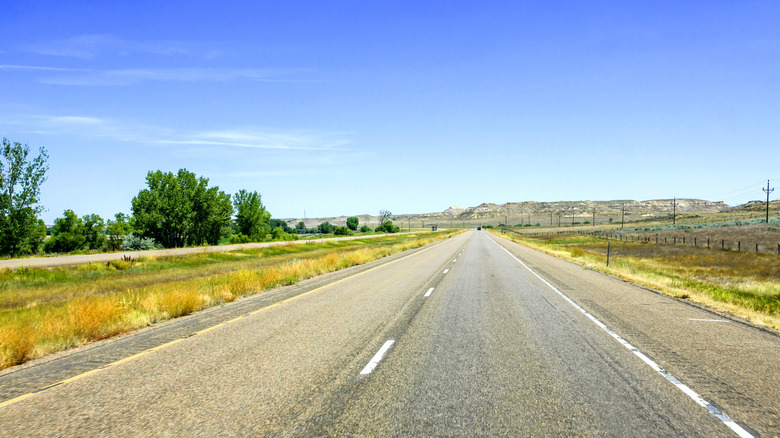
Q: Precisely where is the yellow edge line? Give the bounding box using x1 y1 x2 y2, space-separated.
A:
0 235 460 410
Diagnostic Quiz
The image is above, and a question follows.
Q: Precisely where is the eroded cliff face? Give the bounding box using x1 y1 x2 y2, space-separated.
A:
449 199 727 221
282 199 730 227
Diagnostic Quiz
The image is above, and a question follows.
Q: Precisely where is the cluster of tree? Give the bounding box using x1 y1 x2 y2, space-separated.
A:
374 210 400 233
0 138 399 257
42 211 140 254
292 216 381 236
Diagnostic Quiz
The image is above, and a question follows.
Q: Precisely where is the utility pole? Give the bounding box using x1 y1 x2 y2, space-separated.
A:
764 180 775 223
621 203 625 229
672 197 677 225
550 211 553 226
505 215 508 226
592 208 596 227
408 218 411 231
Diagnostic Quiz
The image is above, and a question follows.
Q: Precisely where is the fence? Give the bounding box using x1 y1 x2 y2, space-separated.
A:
509 228 780 256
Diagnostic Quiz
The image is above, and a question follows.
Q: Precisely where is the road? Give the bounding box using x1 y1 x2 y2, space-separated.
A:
0 230 777 436
0 232 407 269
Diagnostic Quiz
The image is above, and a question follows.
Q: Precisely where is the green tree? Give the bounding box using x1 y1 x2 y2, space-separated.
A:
269 218 293 234
271 227 286 240
378 210 392 227
82 213 105 250
106 213 134 251
233 189 271 241
359 224 372 233
375 221 400 233
44 209 86 253
0 138 49 256
317 221 335 234
334 226 352 236
295 221 307 233
346 216 359 231
132 169 233 248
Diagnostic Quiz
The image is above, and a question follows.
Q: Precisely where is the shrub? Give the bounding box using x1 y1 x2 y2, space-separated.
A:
360 225 372 233
375 221 400 233
271 227 287 240
334 226 353 236
229 233 253 244
317 222 335 234
122 233 160 251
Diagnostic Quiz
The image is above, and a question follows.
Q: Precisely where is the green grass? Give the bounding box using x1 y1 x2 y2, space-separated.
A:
493 230 780 331
0 230 462 369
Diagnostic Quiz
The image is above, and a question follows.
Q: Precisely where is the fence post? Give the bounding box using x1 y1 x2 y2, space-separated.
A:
756 243 759 253
707 238 710 248
674 236 676 244
694 237 697 247
683 237 686 245
738 241 741 252
607 241 610 267
722 239 725 250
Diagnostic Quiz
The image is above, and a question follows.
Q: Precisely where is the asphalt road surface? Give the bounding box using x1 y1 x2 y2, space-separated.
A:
0 230 777 437
0 232 406 270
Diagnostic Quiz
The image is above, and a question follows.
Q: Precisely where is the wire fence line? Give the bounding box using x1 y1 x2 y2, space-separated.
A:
510 228 780 256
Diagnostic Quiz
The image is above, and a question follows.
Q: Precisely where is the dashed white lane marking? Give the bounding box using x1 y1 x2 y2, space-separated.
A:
424 287 435 297
443 269 449 274
360 340 395 375
489 237 754 438
689 319 730 323
453 259 457 263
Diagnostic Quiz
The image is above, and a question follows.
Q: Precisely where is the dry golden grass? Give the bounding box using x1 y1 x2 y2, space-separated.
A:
493 230 780 331
0 231 460 369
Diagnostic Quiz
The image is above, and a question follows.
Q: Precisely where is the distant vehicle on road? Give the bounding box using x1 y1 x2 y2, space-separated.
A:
431 225 438 231
477 226 482 230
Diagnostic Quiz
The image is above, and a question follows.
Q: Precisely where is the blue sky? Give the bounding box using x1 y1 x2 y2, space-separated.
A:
2 1 779 223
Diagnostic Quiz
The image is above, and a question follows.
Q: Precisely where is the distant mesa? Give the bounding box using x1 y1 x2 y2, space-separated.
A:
443 206 464 215
282 199 732 227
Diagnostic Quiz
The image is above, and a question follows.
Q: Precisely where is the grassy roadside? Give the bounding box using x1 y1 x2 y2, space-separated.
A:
0 230 462 369
490 230 780 331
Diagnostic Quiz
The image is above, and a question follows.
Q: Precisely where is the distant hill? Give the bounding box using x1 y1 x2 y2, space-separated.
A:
282 199 730 228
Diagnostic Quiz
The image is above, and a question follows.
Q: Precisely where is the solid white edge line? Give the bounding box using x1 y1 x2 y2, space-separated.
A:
360 340 395 375
424 287 435 297
489 237 754 438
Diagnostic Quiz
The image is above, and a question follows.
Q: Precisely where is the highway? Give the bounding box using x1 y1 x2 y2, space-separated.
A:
0 232 406 269
0 230 777 436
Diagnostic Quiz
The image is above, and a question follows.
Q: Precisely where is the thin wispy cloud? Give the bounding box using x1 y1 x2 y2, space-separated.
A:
2 64 308 86
40 67 284 86
153 129 349 151
0 64 90 72
21 34 220 60
0 115 349 152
